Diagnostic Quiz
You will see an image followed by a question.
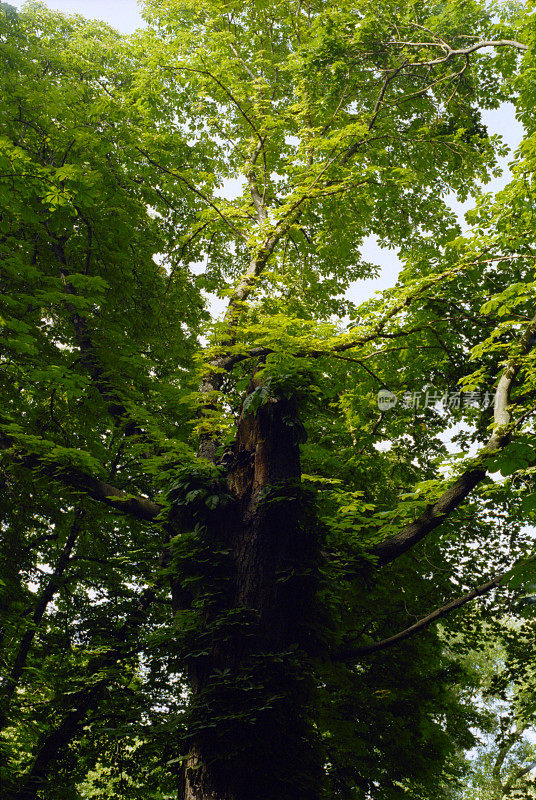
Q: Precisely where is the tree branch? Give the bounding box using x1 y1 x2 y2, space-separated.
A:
210 262 469 374
54 242 148 441
338 38 527 164
335 571 505 660
502 759 536 795
0 429 163 523
371 313 536 566
401 38 528 67
136 148 246 241
493 721 525 793
11 586 156 800
0 509 83 731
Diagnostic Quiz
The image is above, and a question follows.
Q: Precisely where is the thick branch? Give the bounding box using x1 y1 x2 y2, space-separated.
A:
372 467 487 566
211 265 465 374
40 464 162 522
407 38 528 66
493 722 525 794
371 313 536 566
0 429 163 523
502 759 536 795
11 685 104 800
336 572 505 660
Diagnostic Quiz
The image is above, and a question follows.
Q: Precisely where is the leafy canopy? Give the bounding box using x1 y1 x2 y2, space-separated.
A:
2 1 536 798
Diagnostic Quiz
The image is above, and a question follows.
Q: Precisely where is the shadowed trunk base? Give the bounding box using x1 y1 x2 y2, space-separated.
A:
183 395 323 800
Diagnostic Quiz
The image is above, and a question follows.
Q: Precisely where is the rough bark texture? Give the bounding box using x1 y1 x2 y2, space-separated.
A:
183 395 322 800
228 395 307 639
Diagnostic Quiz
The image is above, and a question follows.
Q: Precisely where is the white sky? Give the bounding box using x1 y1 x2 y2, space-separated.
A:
355 102 524 303
11 0 525 304
12 0 145 32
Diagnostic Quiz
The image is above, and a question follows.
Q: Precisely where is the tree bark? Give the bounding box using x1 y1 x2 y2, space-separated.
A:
183 393 323 800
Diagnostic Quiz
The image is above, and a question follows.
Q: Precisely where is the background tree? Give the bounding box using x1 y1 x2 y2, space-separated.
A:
449 614 536 800
2 1 536 799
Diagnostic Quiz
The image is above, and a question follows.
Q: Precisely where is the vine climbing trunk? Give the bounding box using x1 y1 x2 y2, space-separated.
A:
182 392 323 800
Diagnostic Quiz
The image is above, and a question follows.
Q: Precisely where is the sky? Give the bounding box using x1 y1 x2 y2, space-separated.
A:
11 0 145 33
11 0 526 303
355 100 524 301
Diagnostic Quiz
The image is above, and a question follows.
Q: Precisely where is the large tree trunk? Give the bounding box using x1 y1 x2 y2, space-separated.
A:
183 393 323 800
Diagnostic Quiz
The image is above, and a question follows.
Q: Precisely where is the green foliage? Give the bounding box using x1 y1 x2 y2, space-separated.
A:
3 0 536 799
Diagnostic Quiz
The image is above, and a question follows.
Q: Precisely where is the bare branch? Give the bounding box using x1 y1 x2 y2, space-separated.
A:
387 38 528 57
336 571 505 660
229 42 257 81
413 38 528 66
338 37 527 163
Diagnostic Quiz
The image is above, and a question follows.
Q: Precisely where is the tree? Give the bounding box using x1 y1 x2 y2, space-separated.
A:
450 616 536 800
2 1 536 798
